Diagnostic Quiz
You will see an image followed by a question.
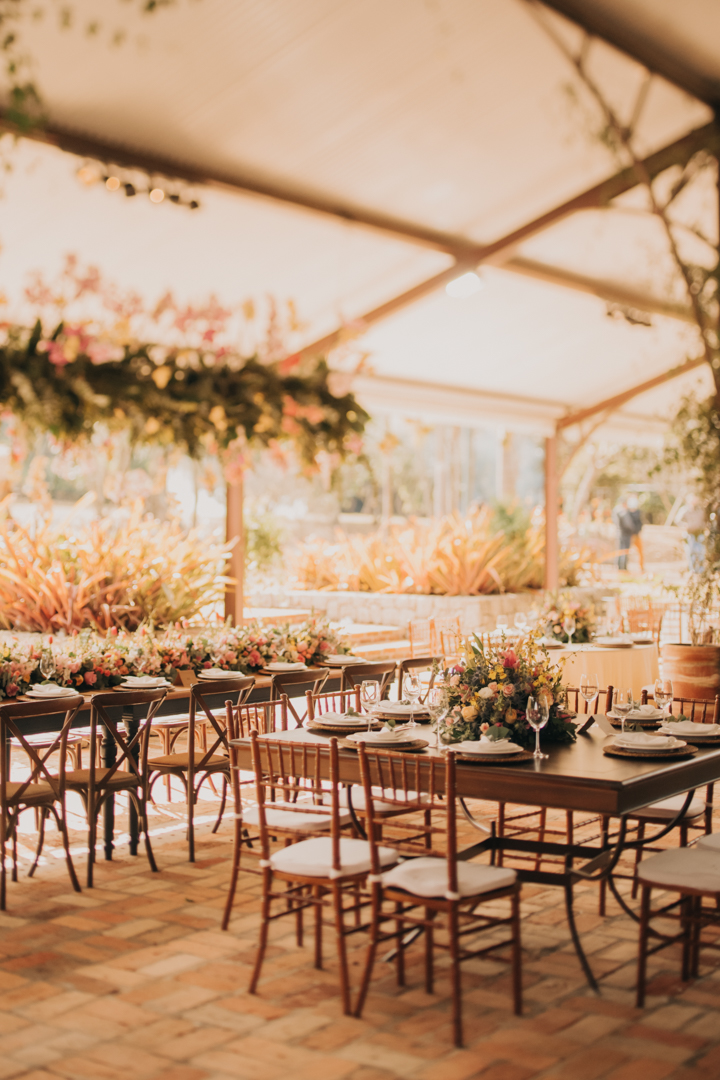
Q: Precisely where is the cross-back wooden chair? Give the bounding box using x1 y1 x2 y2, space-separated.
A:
340 660 396 698
269 668 329 727
0 696 84 908
247 732 394 1013
599 694 720 915
356 746 521 1046
396 656 442 701
64 689 167 886
147 676 254 861
497 686 614 870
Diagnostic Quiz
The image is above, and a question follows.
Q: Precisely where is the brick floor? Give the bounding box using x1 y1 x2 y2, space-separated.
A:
1 780 719 1080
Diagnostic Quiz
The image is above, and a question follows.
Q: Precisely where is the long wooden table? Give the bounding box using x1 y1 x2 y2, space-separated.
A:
231 722 720 990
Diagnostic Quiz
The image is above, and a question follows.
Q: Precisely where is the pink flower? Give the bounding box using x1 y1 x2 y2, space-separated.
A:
503 649 518 669
502 683 514 697
248 649 262 667
69 661 81 673
480 723 489 733
84 671 97 686
6 683 18 697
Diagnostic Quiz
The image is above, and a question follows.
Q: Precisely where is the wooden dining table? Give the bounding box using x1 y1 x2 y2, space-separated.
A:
230 721 720 991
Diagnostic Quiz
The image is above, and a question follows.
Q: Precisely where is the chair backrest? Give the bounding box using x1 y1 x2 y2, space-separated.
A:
249 731 343 864
668 695 720 723
436 615 462 653
87 689 168 785
565 685 614 715
227 697 288 739
397 656 442 700
408 618 434 657
0 696 84 806
189 677 254 767
342 660 396 697
358 745 453 889
306 687 361 721
270 668 330 726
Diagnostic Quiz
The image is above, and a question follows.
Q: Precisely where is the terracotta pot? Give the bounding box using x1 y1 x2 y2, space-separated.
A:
661 643 720 701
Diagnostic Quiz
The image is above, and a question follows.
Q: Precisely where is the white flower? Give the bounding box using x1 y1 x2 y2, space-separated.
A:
478 686 495 699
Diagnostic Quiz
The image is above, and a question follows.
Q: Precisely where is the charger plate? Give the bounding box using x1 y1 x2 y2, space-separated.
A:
340 737 429 753
453 749 535 764
304 719 381 736
603 744 698 760
608 716 662 729
659 730 720 745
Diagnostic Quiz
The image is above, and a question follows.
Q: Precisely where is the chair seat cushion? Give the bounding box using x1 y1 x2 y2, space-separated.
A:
65 768 140 789
698 832 720 853
269 836 397 879
633 794 705 821
637 847 720 892
381 856 517 899
11 733 82 747
243 804 351 832
148 753 227 770
5 780 58 806
339 787 430 814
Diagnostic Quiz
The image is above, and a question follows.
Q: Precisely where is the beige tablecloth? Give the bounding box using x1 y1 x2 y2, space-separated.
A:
551 643 659 699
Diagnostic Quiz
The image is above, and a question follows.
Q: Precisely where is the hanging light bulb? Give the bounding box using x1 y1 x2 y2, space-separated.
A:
149 187 164 203
105 175 121 191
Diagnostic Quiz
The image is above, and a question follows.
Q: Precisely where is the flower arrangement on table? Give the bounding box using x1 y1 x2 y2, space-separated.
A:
0 618 350 699
540 592 595 644
441 634 575 751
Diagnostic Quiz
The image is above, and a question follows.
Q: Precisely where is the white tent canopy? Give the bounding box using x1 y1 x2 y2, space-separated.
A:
0 0 715 442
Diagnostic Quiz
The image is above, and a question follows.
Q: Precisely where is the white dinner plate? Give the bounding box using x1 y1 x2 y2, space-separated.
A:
198 669 248 680
449 739 524 756
120 678 172 690
266 662 307 672
324 655 367 665
26 687 78 699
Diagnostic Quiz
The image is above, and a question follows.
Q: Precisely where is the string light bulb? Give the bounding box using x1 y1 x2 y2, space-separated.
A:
105 175 121 191
149 188 164 203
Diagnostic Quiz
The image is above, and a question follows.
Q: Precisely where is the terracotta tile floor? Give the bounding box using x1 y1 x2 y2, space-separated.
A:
2 785 720 1080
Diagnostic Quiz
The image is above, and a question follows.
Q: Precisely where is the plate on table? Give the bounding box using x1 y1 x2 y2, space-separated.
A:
593 637 633 649
304 712 381 735
26 685 78 700
631 635 655 645
603 732 696 759
197 669 249 681
607 708 663 729
345 728 424 748
120 676 172 690
374 702 431 721
341 735 428 753
659 720 720 744
538 638 564 649
448 739 533 763
323 654 367 666
265 662 307 673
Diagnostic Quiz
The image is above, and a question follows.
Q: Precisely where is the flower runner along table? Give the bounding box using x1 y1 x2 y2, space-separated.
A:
228 724 720 992
554 643 659 700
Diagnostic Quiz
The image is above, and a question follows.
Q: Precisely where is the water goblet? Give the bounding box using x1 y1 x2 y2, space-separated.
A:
496 615 508 634
613 688 633 735
513 611 528 633
526 694 549 759
653 677 673 717
39 648 56 682
426 686 448 748
403 672 422 728
579 673 599 712
360 679 380 732
562 615 576 647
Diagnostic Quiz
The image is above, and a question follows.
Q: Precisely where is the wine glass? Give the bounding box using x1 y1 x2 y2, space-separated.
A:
360 679 380 732
563 615 576 647
426 686 448 748
526 695 549 759
39 648 56 682
404 672 422 728
496 615 508 634
579 673 599 712
514 612 528 633
613 688 633 735
653 677 673 717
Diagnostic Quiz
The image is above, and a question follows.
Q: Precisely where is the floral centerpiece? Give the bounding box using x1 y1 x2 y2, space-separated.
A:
540 592 595 644
264 618 350 666
441 634 575 751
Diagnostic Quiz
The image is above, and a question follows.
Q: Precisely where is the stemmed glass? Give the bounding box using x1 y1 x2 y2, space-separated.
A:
613 688 633 735
360 679 380 732
426 686 448 748
404 672 422 728
496 615 508 635
563 615 576 647
579 673 599 712
39 648 56 682
653 677 673 718
526 694 550 759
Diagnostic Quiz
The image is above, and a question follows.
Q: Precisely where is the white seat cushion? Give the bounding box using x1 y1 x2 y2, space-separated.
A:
242 804 350 832
381 856 517 899
698 832 720 853
637 847 720 892
269 836 397 878
339 786 430 814
634 794 705 821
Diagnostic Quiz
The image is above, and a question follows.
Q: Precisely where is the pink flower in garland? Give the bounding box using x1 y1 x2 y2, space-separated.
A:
84 671 97 686
6 683 18 697
503 649 518 669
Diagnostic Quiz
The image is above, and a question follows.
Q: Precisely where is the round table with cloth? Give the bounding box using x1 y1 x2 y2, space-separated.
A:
550 643 659 699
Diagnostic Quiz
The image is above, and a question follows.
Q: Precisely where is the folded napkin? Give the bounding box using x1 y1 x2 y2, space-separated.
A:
266 662 306 671
595 636 631 646
122 675 166 687
198 668 245 678
376 701 428 715
613 732 681 751
32 683 73 696
451 738 523 755
626 705 666 720
325 654 365 664
660 720 720 736
315 712 367 725
348 726 414 744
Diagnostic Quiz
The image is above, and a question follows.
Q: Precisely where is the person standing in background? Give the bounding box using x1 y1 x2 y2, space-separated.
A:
625 494 645 572
613 496 631 571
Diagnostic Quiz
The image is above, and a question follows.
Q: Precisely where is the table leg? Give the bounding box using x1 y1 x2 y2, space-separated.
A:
123 710 139 857
102 723 115 861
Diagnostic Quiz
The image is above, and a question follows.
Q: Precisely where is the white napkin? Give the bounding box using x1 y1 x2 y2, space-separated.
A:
122 675 166 687
198 668 245 679
266 662 306 672
347 726 414 744
376 701 428 715
595 636 629 646
315 711 367 725
613 732 682 751
660 720 720 736
32 683 73 696
325 654 365 664
451 738 523 755
627 705 666 720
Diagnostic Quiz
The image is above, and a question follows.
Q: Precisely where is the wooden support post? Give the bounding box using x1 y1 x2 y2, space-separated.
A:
225 477 244 625
544 434 559 592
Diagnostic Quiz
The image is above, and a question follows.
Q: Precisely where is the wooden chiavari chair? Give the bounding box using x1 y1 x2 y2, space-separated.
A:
65 689 167 886
146 677 253 861
356 745 522 1046
1 696 84 908
408 618 434 658
247 732 393 1013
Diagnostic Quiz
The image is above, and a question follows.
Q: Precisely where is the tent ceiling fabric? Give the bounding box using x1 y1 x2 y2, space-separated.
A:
1 0 717 436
